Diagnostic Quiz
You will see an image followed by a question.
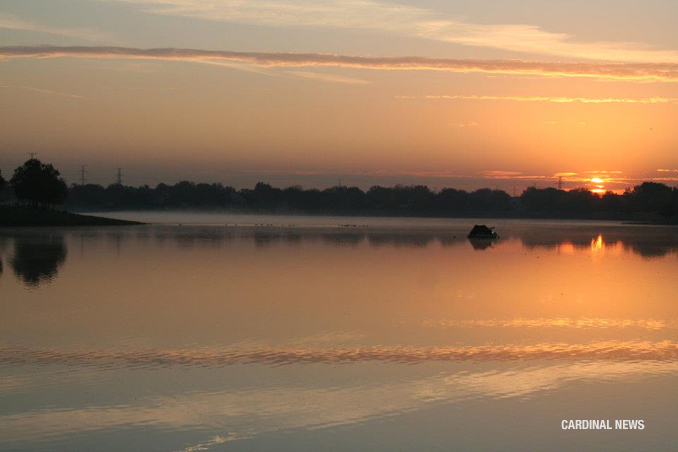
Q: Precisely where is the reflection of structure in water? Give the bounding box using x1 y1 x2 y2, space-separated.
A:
11 234 67 288
519 227 678 259
468 239 494 251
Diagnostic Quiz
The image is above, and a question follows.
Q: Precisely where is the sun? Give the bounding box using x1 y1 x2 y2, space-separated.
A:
588 177 607 194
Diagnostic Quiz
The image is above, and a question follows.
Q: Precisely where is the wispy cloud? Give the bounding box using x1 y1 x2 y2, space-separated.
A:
176 60 368 85
0 13 110 42
451 121 479 128
481 170 525 178
397 94 678 104
587 170 624 174
0 84 87 99
653 177 678 182
287 70 370 85
3 46 678 82
109 0 678 64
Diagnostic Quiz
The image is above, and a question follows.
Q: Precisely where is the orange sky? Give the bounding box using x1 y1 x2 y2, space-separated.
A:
1 1 677 191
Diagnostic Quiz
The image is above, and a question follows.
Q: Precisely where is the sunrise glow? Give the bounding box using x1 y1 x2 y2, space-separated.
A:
0 1 677 190
2 3 678 452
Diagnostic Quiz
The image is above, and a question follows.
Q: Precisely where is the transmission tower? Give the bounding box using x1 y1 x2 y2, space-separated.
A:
79 165 87 186
558 176 563 191
116 168 123 185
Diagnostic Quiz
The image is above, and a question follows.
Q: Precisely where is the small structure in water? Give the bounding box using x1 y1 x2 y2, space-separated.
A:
467 225 499 239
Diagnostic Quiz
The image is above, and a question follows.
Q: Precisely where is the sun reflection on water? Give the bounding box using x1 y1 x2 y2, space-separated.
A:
591 234 604 252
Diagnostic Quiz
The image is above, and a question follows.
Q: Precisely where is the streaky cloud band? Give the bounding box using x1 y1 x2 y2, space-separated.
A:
397 94 678 104
1 46 678 82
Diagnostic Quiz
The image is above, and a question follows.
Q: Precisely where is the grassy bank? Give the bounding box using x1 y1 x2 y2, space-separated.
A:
0 205 144 227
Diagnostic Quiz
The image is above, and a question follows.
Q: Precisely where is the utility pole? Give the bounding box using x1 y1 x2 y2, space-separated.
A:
79 165 87 186
116 167 123 185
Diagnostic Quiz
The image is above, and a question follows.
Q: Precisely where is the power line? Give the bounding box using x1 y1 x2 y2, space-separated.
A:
79 165 87 186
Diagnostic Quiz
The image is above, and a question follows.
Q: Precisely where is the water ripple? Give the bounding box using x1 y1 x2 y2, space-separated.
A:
2 340 678 370
422 318 677 330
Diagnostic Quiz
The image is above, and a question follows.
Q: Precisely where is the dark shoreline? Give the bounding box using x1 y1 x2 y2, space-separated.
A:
0 206 144 227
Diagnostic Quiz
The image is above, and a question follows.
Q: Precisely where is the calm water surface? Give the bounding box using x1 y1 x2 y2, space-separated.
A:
1 215 677 451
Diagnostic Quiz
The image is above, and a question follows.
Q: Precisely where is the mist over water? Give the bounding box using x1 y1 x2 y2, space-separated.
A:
1 215 677 451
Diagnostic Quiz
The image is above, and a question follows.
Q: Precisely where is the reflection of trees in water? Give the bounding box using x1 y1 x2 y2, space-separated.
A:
242 227 678 257
3 226 672 286
54 226 678 258
248 230 468 249
247 229 467 249
518 228 678 259
11 234 67 288
618 240 678 259
0 236 9 277
367 234 435 248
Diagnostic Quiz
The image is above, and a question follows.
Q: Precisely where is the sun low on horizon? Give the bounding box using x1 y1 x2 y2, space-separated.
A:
1 0 677 192
4 2 678 451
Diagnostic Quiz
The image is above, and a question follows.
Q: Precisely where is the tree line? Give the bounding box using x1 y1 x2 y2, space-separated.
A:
1 159 677 221
68 179 677 221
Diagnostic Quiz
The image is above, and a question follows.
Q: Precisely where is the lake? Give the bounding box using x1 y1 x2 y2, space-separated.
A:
1 215 677 451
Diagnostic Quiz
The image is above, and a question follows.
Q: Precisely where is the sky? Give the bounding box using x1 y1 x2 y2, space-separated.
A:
1 0 678 192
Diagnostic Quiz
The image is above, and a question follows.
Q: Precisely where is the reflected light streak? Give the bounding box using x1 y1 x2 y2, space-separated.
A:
2 341 678 368
591 234 604 252
1 359 677 448
422 318 673 330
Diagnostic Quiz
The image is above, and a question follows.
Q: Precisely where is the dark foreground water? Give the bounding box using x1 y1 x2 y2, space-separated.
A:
1 216 677 451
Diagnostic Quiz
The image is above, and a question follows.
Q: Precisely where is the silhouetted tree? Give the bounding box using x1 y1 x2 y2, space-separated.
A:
69 183 106 206
0 169 6 203
600 191 627 213
468 188 512 212
11 159 68 208
629 182 673 213
437 188 469 212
